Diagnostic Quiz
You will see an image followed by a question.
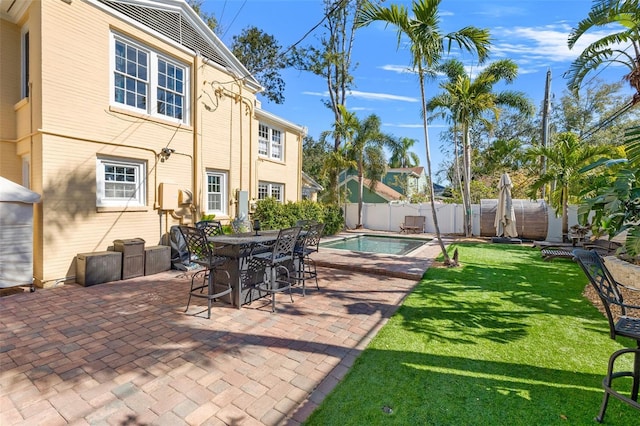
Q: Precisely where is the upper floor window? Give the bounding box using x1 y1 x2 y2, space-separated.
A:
258 181 283 202
114 39 148 110
258 123 283 161
206 171 227 215
96 157 146 207
21 27 29 98
111 34 188 123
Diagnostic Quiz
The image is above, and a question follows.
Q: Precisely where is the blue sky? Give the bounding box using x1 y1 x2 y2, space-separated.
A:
201 0 631 184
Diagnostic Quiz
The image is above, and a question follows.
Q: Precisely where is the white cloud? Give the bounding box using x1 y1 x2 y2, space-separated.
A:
493 24 618 64
380 64 414 74
302 91 325 97
350 90 418 102
303 89 418 103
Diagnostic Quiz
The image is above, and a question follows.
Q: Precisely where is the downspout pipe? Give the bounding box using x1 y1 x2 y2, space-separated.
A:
192 54 201 221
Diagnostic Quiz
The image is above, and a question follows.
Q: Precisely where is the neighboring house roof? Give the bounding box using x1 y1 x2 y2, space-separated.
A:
409 166 425 176
433 183 445 194
386 167 420 178
92 0 262 92
340 176 403 202
301 172 323 192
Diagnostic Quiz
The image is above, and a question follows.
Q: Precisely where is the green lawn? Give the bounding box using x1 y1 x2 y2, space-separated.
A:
305 243 638 425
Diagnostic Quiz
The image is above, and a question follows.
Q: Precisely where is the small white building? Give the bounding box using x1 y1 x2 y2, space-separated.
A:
0 177 41 290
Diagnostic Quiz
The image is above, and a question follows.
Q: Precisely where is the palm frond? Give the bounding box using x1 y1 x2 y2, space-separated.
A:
625 125 640 166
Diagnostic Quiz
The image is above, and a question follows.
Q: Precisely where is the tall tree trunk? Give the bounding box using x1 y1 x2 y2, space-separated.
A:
462 126 473 237
453 124 464 202
418 71 451 265
562 184 569 241
357 161 364 228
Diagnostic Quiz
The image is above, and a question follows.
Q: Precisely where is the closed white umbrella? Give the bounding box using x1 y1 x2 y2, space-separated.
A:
495 173 518 238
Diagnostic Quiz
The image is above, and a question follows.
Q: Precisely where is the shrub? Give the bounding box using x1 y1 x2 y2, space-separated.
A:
252 198 343 235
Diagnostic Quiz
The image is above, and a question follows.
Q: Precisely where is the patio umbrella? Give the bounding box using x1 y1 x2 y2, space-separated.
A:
494 173 518 238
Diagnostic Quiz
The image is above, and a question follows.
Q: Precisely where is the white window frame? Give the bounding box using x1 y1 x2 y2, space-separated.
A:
205 171 227 216
258 181 284 202
257 123 284 161
110 32 189 124
96 157 147 207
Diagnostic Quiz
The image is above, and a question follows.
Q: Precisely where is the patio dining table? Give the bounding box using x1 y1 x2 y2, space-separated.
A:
208 230 298 308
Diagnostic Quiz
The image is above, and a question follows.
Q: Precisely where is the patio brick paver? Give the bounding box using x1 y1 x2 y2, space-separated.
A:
0 234 444 425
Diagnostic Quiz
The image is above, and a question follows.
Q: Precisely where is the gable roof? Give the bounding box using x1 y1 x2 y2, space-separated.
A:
301 172 323 191
92 0 262 92
409 166 425 175
340 176 403 202
386 167 420 178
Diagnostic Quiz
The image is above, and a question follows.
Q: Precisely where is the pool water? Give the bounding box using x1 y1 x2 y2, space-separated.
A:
320 235 429 256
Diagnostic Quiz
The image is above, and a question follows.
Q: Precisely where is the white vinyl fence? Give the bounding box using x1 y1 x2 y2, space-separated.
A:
343 201 580 242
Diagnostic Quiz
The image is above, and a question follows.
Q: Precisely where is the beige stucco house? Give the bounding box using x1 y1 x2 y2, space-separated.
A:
0 0 306 288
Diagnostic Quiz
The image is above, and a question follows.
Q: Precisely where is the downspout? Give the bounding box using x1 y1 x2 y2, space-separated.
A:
212 81 254 201
192 54 201 221
298 130 304 200
29 82 34 189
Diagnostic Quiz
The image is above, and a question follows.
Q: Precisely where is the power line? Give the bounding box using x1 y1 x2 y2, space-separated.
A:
212 0 348 84
221 0 247 40
581 97 637 141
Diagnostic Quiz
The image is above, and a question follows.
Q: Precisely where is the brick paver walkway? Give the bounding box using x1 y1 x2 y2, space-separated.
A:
1 235 444 425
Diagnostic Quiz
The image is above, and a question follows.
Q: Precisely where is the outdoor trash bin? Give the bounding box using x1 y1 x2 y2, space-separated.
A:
114 238 145 279
76 251 122 286
144 245 171 275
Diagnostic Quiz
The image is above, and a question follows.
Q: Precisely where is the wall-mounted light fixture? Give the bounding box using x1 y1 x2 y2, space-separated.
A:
159 147 175 162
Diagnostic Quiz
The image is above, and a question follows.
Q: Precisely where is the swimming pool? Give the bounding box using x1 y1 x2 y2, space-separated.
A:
320 235 429 256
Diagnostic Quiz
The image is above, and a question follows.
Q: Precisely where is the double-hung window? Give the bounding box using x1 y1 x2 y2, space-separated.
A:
258 123 283 161
206 171 227 215
21 26 29 99
257 181 283 202
112 33 188 123
96 157 146 207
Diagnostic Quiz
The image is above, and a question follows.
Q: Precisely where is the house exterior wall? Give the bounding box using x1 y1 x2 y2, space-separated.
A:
0 0 304 287
253 110 303 203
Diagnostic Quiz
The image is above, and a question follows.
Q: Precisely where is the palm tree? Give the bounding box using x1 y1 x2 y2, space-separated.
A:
566 0 640 99
428 58 534 236
527 132 612 238
319 104 359 203
356 0 490 264
331 106 389 228
388 136 420 168
319 147 355 205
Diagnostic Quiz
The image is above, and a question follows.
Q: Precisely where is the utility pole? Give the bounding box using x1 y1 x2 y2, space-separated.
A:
541 69 551 199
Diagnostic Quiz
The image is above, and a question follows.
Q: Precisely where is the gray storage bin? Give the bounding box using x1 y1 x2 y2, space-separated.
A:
76 251 122 286
114 238 145 279
144 245 171 275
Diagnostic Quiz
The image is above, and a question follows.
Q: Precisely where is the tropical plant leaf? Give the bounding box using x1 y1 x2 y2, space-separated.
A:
624 125 640 166
624 227 640 263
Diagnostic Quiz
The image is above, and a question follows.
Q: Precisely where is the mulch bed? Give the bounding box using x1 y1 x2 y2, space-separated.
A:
583 283 640 321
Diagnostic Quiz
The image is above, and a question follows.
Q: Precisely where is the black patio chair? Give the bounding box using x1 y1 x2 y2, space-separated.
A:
294 222 325 295
249 226 302 312
178 226 232 319
294 219 318 230
572 248 640 422
196 219 223 238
